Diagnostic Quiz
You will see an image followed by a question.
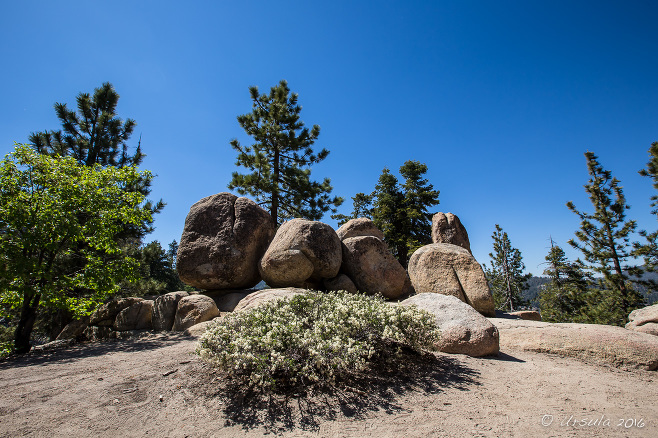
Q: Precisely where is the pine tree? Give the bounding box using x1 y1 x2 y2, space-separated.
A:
370 161 440 267
399 160 440 255
633 141 658 288
228 80 343 224
331 192 373 226
371 168 408 264
567 151 644 318
484 224 531 311
538 238 589 322
28 82 164 237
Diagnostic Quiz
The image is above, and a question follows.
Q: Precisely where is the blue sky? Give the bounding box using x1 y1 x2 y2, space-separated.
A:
2 1 657 275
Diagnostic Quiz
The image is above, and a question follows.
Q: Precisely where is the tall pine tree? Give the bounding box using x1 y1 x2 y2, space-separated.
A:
400 160 440 255
28 82 163 238
538 238 589 322
371 168 408 264
567 151 644 319
634 141 658 289
484 224 530 311
228 80 342 224
370 161 439 267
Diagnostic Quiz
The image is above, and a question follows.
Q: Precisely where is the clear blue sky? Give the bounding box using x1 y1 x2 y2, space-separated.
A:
2 1 657 275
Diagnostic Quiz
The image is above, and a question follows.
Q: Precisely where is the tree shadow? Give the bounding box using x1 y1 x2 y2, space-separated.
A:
192 350 480 434
0 332 194 370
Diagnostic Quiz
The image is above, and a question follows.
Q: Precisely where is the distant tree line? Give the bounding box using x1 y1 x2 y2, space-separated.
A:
487 146 658 326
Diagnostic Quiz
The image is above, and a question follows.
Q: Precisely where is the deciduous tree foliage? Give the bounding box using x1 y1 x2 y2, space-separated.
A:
0 145 154 353
228 80 342 224
484 224 530 311
567 151 644 318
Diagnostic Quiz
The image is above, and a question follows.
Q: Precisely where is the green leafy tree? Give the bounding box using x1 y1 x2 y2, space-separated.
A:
484 224 531 311
28 82 163 237
538 239 590 322
331 192 373 226
567 151 644 319
0 145 154 353
371 161 439 267
228 80 343 224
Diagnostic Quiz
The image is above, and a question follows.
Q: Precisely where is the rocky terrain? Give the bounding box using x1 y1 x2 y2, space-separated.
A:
2 192 657 437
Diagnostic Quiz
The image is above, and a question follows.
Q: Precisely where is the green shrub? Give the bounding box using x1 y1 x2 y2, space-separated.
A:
195 290 440 390
0 324 14 359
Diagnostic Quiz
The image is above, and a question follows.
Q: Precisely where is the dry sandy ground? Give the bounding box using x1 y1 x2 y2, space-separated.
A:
0 333 656 438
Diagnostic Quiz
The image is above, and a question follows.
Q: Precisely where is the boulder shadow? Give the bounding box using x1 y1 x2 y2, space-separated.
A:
193 349 480 434
488 352 525 363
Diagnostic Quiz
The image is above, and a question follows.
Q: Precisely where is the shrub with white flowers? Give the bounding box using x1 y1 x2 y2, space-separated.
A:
195 290 440 390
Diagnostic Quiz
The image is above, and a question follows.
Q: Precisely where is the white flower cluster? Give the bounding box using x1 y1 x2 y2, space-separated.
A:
195 291 440 390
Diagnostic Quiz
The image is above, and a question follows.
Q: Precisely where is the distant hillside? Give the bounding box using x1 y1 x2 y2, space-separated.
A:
521 272 658 309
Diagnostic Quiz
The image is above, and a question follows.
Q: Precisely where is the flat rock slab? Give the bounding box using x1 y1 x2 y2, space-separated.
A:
489 318 658 371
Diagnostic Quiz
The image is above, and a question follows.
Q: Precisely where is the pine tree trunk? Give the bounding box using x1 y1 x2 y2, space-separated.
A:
271 145 280 224
604 222 630 313
14 292 41 354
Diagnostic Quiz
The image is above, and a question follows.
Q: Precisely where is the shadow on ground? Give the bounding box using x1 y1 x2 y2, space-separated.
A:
191 350 480 434
0 332 193 370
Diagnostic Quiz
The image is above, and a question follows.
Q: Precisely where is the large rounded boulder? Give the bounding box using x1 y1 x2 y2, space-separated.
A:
152 291 189 331
259 219 342 288
431 212 471 252
177 192 276 290
401 293 499 357
408 243 495 317
172 295 220 331
341 235 411 299
626 303 658 336
336 218 384 241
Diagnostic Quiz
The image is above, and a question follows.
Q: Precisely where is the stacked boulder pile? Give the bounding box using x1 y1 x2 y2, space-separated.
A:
56 192 500 357
52 192 658 368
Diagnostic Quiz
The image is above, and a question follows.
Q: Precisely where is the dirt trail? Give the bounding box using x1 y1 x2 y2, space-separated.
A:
0 333 655 437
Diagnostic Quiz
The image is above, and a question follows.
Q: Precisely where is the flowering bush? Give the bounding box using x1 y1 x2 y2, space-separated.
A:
195 290 440 390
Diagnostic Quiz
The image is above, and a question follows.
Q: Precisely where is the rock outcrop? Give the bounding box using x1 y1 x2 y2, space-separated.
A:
336 218 385 241
259 219 342 288
89 297 144 326
323 274 358 294
341 236 411 299
113 300 153 332
209 290 255 312
431 212 471 252
509 310 542 321
233 288 308 313
177 192 276 290
490 318 658 371
401 293 499 357
626 303 658 336
114 300 154 331
152 291 189 331
172 295 220 331
56 315 90 341
408 243 495 316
